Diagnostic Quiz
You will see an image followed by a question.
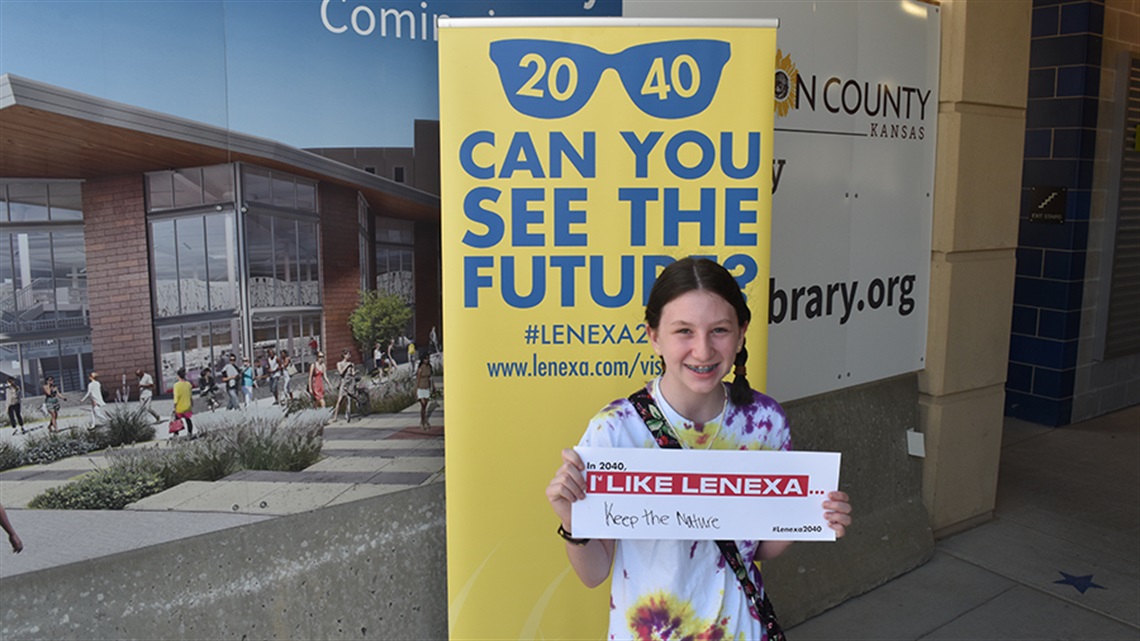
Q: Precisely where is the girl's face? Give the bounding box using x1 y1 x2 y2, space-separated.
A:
647 289 747 407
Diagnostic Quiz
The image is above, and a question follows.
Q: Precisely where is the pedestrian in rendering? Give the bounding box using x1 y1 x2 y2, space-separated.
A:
222 353 240 410
309 352 326 408
266 347 282 405
279 350 294 400
199 367 220 411
42 376 66 433
172 367 194 438
333 350 356 421
240 357 255 407
81 371 108 428
415 355 433 430
136 369 162 423
5 378 25 434
0 503 22 553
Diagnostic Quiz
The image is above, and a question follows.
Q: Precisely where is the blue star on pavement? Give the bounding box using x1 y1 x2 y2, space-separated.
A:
1054 571 1106 594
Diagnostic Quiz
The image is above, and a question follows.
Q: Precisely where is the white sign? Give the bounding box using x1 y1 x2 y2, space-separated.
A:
572 446 841 541
626 0 940 401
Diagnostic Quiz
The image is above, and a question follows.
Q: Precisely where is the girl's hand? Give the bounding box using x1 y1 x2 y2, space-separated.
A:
545 448 587 530
823 491 852 538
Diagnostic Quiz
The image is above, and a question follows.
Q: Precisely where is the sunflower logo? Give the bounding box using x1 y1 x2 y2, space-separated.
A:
775 48 798 118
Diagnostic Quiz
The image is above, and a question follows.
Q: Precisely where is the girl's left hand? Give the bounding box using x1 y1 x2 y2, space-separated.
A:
823 491 852 538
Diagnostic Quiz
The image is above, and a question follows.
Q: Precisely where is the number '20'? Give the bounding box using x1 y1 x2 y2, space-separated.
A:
515 55 702 102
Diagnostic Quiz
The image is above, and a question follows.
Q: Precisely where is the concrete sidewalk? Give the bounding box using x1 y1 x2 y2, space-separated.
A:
0 396 444 579
788 405 1139 640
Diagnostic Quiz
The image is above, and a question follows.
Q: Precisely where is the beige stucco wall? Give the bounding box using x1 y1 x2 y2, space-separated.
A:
921 0 1031 536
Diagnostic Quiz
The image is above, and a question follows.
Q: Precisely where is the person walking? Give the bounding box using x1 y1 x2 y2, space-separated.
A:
5 378 25 434
279 350 294 400
42 376 66 433
172 367 195 439
266 348 283 405
333 350 356 421
81 371 108 428
415 355 434 430
221 354 240 410
309 352 326 408
240 357 255 407
136 369 162 423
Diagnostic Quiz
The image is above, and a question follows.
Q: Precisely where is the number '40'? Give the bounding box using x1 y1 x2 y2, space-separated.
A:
641 55 700 100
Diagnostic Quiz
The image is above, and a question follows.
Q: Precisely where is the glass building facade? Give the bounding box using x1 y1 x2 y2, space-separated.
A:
146 163 323 392
375 216 416 337
0 180 92 395
1 162 414 397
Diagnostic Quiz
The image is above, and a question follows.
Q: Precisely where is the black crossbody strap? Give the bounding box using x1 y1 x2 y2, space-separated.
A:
627 388 786 641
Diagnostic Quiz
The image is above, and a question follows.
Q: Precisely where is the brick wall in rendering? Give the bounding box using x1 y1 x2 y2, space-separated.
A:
413 219 440 349
82 174 156 398
318 183 362 362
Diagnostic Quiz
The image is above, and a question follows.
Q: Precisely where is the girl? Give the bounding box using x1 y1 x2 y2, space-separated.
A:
309 352 326 408
546 258 852 640
42 376 66 433
333 350 356 421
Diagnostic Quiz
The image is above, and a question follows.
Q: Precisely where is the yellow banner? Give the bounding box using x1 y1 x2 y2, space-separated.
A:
439 19 776 638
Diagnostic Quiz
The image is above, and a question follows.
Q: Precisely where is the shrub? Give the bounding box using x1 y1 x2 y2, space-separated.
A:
0 408 155 473
0 441 20 471
16 431 100 468
30 407 330 510
367 367 418 414
371 390 417 414
110 440 238 487
283 391 315 416
98 405 157 448
28 468 165 510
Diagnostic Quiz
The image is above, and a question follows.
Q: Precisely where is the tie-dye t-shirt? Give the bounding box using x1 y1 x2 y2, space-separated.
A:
577 379 792 641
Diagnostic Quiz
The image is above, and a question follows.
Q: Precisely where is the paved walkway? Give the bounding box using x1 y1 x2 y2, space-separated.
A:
789 405 1139 640
0 395 444 579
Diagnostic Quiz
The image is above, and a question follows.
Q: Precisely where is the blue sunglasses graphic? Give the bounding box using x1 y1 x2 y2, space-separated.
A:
489 39 731 120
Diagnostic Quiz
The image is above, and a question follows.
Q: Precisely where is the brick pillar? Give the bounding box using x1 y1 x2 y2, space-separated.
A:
414 219 441 348
319 183 362 362
83 175 156 398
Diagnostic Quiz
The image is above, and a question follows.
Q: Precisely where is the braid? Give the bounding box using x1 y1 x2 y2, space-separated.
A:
729 342 751 406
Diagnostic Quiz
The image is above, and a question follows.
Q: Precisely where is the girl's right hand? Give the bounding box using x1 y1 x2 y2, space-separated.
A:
545 448 587 530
